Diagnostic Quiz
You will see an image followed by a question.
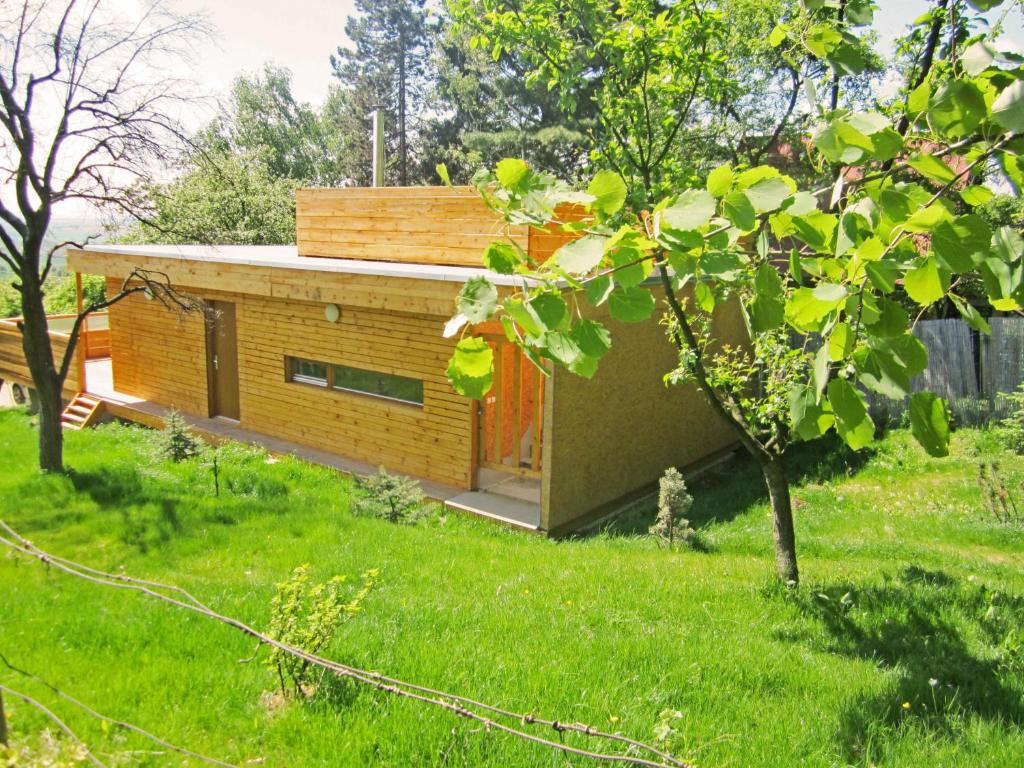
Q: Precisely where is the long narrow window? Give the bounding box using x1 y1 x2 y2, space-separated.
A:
286 356 423 406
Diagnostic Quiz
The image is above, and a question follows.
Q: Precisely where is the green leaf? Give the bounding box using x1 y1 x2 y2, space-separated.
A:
744 177 792 212
856 335 928 399
555 235 605 275
827 378 875 450
707 164 734 196
931 215 992 272
570 319 612 359
813 343 830 396
785 286 844 332
503 297 544 339
991 79 1024 133
483 242 521 274
748 263 785 332
928 80 986 138
866 297 909 337
963 41 996 76
906 152 957 184
495 158 530 189
865 260 899 293
828 322 853 362
768 24 787 47
661 189 717 231
529 293 568 331
959 185 994 207
608 286 656 323
587 170 627 216
790 210 837 252
543 330 583 367
456 276 498 323
904 256 948 305
584 274 614 306
789 385 834 441
951 295 991 334
992 225 1024 264
447 337 494 398
905 203 952 233
907 78 931 115
724 191 756 231
909 391 951 457
436 163 452 186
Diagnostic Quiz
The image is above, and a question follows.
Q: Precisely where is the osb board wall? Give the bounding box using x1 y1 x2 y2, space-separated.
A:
0 319 81 396
295 186 579 268
541 298 748 531
106 278 209 415
105 278 474 488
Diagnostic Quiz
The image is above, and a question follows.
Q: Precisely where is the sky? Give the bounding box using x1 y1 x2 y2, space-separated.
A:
177 0 359 107
6 0 1024 222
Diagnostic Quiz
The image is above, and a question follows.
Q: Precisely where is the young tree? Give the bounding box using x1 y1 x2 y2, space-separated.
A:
0 0 209 472
330 0 433 185
444 0 1024 584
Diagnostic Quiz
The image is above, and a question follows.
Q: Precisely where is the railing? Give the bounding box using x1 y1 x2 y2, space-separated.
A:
0 311 109 394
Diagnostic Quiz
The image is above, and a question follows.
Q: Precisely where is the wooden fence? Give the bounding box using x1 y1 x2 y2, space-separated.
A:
867 316 1024 426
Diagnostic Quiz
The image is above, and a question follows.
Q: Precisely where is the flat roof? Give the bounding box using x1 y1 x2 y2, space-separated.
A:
79 244 528 286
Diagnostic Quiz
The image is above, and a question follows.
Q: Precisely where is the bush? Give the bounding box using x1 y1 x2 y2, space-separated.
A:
152 409 201 462
649 468 695 548
996 384 1024 454
350 467 424 523
265 564 378 699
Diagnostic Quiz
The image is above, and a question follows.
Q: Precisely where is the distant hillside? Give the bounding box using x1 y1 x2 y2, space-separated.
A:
1 217 110 278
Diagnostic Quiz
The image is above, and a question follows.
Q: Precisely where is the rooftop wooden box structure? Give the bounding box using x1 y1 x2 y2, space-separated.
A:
3 186 743 533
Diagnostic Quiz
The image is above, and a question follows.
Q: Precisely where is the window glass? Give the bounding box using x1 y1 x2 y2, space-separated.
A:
291 358 327 386
332 364 424 405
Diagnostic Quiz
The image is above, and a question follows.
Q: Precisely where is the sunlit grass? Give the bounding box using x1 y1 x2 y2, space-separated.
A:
0 408 1021 767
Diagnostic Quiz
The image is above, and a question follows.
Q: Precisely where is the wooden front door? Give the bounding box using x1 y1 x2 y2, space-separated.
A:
477 334 545 478
206 300 240 420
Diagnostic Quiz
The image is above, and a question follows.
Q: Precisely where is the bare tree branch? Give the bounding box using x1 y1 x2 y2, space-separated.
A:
0 652 237 767
0 521 692 768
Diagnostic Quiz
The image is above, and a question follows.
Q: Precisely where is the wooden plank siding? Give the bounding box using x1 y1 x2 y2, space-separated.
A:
73 250 471 317
295 186 579 267
104 278 475 488
0 317 81 396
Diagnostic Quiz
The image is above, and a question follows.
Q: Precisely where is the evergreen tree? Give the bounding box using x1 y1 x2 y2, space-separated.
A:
330 0 433 186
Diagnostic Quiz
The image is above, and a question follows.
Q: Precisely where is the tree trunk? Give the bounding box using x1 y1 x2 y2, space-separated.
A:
761 455 799 584
398 28 408 187
0 688 7 747
19 275 65 473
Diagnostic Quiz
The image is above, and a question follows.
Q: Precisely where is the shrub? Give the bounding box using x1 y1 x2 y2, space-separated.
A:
351 467 424 523
649 468 695 548
996 383 1024 455
153 409 201 462
264 564 378 699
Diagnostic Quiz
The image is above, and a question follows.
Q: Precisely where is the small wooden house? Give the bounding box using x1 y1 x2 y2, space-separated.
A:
51 186 742 532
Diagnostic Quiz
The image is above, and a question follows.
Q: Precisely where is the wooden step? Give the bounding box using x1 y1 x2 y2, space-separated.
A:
61 393 105 431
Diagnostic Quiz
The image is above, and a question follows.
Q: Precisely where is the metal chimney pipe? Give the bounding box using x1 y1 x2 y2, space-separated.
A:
371 107 384 187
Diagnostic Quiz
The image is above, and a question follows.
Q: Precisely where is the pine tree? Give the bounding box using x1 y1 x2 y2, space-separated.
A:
330 0 432 186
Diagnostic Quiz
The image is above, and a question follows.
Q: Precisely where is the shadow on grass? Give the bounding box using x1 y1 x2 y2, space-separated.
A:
601 434 874 537
779 566 1024 762
69 466 183 553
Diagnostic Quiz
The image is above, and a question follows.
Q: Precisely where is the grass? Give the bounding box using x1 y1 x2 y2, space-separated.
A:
0 407 1022 767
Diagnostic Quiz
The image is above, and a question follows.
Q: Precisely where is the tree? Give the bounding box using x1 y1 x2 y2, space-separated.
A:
444 0 1024 584
330 0 433 186
425 23 593 183
197 64 346 186
123 150 298 245
0 0 209 472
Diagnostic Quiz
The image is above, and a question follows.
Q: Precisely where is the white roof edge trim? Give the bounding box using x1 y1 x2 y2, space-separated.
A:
75 243 534 287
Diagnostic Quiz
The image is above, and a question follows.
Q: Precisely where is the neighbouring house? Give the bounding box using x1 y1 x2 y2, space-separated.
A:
0 186 744 533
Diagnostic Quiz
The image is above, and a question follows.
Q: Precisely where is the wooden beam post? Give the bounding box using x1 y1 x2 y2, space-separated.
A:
75 272 86 393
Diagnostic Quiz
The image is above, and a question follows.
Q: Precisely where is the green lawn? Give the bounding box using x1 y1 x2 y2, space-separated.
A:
0 408 1022 767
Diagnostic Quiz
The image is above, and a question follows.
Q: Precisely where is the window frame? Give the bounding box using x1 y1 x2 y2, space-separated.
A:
285 356 424 408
